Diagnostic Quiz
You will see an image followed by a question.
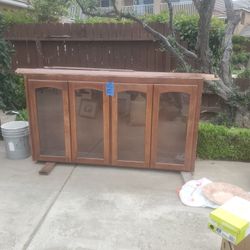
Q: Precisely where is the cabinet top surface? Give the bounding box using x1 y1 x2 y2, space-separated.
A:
16 68 216 81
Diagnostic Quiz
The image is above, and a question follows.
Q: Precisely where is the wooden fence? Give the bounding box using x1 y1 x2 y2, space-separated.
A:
4 23 176 72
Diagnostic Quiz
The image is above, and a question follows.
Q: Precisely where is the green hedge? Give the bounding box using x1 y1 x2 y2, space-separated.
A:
197 123 250 161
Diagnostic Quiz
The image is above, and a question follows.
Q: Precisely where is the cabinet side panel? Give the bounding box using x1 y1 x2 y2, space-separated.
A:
190 80 203 171
25 77 36 161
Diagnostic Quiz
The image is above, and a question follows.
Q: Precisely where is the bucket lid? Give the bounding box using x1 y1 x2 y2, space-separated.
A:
1 121 29 130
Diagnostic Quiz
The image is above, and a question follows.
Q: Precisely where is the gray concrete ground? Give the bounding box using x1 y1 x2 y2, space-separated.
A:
0 141 249 250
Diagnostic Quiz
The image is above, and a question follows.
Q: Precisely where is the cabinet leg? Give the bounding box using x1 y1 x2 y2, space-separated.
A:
39 162 56 175
180 171 193 183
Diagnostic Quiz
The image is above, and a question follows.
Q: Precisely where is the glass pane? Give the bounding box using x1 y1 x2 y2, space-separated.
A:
157 92 190 164
75 89 104 159
36 87 65 156
117 91 146 161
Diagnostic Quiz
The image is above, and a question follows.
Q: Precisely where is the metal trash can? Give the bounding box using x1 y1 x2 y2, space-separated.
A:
1 121 30 160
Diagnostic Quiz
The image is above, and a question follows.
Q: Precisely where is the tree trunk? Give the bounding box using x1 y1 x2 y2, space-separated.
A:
195 0 216 73
219 2 241 87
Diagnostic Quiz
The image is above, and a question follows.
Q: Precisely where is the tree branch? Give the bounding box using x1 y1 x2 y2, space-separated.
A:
205 79 233 101
76 0 191 71
166 0 174 35
111 0 119 14
169 38 198 60
163 0 198 61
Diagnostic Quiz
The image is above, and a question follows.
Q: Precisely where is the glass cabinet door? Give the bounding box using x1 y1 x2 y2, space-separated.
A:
69 82 110 165
151 84 198 171
112 83 153 168
28 80 71 162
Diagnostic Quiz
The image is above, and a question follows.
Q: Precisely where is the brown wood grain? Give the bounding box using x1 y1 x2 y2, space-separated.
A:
39 162 56 175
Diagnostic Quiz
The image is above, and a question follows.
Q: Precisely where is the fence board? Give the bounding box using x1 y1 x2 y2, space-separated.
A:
5 23 172 71
4 23 168 41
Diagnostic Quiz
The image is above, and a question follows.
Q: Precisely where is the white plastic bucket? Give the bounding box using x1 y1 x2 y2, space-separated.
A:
1 121 30 160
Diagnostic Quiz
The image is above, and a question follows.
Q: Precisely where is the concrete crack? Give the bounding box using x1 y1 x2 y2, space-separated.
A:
22 165 77 250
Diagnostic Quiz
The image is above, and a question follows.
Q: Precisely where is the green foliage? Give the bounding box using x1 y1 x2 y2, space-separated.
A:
0 40 12 73
174 14 225 68
0 74 26 111
0 13 12 108
232 52 250 66
142 11 169 24
228 91 250 112
1 0 72 24
0 13 26 111
76 11 170 24
197 123 250 161
30 0 71 23
16 109 28 121
232 35 250 71
0 15 12 72
0 75 26 111
209 17 226 67
211 112 235 127
1 10 36 25
76 16 132 24
174 14 199 50
76 0 99 12
232 35 250 45
238 69 250 79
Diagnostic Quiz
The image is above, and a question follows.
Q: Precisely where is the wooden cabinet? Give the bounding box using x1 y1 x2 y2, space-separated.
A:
19 68 203 172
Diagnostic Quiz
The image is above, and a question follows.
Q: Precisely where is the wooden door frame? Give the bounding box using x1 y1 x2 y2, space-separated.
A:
151 84 199 171
111 83 153 168
69 81 110 165
28 79 71 162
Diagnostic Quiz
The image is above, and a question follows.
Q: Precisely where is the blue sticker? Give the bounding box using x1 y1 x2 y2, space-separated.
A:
106 81 114 96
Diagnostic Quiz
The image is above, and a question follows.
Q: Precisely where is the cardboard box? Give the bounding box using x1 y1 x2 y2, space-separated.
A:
221 235 250 250
209 196 250 245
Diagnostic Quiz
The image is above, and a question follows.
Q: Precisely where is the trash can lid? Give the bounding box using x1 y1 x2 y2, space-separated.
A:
1 121 29 130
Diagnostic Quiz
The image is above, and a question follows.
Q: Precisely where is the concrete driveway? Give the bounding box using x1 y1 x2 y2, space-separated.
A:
0 141 249 250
